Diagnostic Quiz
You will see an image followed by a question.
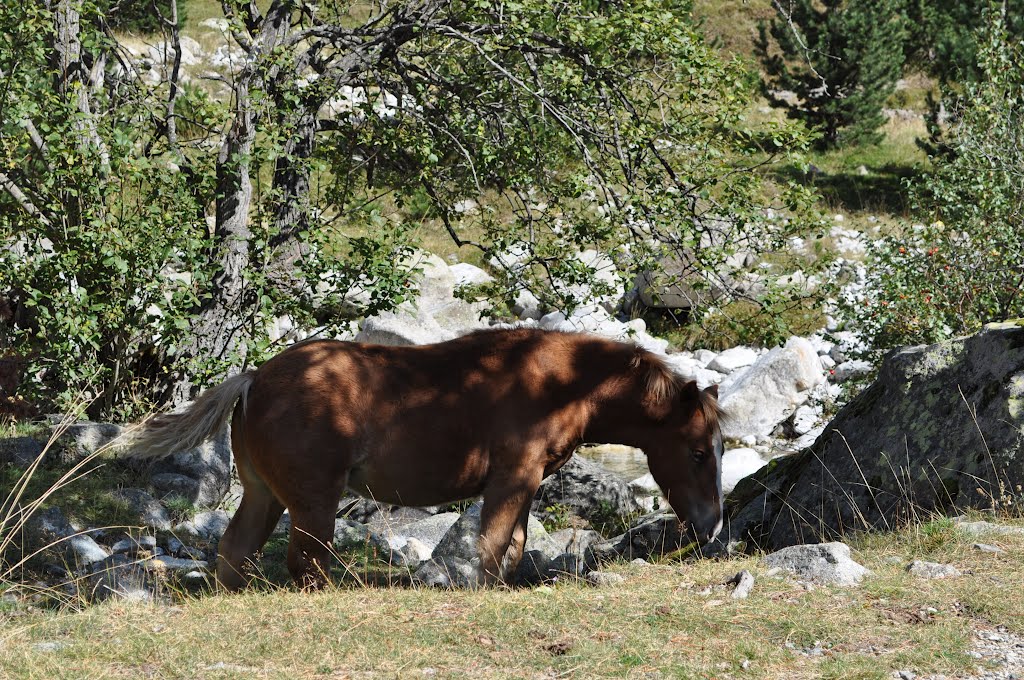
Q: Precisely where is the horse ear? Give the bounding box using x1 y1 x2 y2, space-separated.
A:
704 384 719 400
681 379 700 401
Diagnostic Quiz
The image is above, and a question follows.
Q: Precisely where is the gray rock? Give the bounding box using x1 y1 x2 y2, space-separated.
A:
21 507 109 568
590 511 691 563
532 454 642 530
971 543 1005 554
144 556 209 573
149 425 232 507
150 473 201 503
338 498 435 531
513 290 542 321
432 501 547 564
729 323 1024 550
173 509 230 539
84 555 155 602
56 422 125 458
956 519 1024 537
356 310 451 346
332 518 391 556
110 535 157 555
514 528 602 584
393 537 433 568
65 534 110 566
0 436 45 466
585 571 625 587
906 560 962 579
729 569 755 599
374 512 460 552
762 542 870 587
413 556 478 589
719 337 825 440
111 489 171 530
832 359 874 383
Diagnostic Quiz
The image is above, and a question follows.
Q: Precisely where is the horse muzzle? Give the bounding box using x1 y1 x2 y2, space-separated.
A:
684 512 724 546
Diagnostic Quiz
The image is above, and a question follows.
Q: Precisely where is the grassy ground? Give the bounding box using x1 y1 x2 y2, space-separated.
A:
0 517 1021 679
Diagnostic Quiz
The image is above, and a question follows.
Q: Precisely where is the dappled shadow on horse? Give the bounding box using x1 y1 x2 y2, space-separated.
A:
129 327 724 590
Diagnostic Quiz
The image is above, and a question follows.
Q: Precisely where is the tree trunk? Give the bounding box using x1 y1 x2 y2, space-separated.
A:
169 3 292 404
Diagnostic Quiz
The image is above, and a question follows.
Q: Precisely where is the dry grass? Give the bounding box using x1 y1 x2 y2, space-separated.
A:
1 517 1021 679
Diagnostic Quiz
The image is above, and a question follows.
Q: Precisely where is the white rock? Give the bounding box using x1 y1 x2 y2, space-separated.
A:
693 349 718 366
833 360 874 383
718 337 825 440
708 347 759 373
819 354 837 371
790 405 820 436
538 311 567 330
628 473 660 496
449 263 492 287
199 17 229 31
662 355 725 390
514 289 542 321
722 448 768 495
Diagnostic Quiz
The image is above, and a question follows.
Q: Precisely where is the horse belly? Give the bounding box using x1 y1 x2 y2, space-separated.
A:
347 449 489 507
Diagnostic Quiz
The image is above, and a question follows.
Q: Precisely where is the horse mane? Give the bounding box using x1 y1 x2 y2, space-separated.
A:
630 345 724 427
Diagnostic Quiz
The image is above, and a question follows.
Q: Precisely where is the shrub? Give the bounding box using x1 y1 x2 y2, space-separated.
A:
846 18 1024 348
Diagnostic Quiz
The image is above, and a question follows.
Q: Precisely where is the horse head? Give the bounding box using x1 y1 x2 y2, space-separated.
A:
645 382 724 546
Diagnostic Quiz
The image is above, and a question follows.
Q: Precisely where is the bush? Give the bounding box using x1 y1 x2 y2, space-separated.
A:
846 18 1024 349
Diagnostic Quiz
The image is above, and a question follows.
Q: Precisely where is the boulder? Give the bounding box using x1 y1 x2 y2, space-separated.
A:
763 542 870 586
432 501 548 565
355 252 488 346
450 262 492 287
532 455 642 529
707 347 759 374
513 528 603 585
413 556 478 589
0 437 45 466
377 512 461 552
149 425 232 508
718 336 825 440
728 322 1024 551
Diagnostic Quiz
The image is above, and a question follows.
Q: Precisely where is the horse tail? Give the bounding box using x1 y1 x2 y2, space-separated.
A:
127 371 256 459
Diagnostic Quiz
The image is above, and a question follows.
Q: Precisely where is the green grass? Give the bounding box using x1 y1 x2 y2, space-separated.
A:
1 518 1021 679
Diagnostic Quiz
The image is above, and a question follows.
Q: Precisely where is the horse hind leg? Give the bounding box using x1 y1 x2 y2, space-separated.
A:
286 502 341 590
217 478 285 591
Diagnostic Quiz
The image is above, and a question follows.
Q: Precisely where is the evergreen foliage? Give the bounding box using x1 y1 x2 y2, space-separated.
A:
905 0 1024 84
98 0 186 34
755 0 908 149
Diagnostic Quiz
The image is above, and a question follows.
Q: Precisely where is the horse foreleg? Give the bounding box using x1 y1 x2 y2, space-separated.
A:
500 504 533 579
217 482 285 591
478 473 541 586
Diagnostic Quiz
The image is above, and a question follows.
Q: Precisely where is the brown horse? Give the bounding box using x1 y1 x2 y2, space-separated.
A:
132 327 724 590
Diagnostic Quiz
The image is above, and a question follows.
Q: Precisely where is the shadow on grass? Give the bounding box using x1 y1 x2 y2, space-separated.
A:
773 162 923 216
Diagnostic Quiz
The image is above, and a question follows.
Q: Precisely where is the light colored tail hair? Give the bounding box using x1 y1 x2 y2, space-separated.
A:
126 371 256 459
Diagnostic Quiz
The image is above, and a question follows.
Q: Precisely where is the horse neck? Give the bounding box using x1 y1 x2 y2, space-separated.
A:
581 388 665 451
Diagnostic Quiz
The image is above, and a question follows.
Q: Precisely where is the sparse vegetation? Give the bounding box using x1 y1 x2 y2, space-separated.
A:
0 518 1021 678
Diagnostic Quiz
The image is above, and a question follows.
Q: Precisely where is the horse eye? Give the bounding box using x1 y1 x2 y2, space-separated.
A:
692 449 708 462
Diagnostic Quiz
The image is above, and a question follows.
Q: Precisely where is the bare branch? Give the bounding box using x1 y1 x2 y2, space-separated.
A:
0 172 52 228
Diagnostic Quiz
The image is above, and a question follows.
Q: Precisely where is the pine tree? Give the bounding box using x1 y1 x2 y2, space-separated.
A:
756 0 908 149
